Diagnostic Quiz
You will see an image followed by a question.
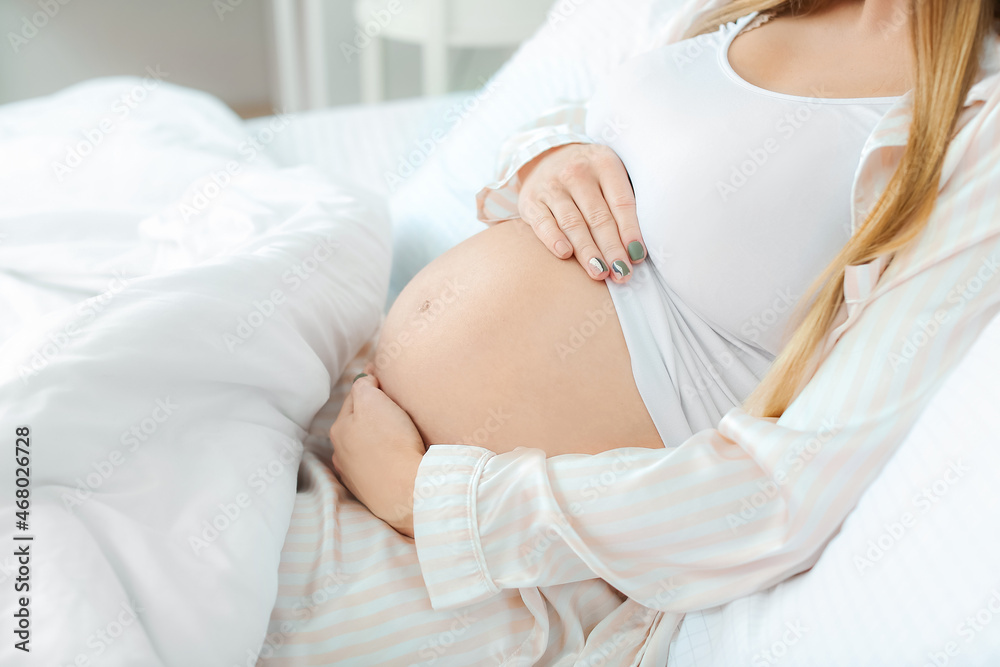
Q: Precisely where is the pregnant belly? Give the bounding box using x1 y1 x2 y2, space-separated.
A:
375 220 662 456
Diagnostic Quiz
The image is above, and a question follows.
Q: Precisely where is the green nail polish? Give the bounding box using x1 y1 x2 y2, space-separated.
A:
627 241 645 261
611 260 630 278
353 373 368 382
589 257 608 274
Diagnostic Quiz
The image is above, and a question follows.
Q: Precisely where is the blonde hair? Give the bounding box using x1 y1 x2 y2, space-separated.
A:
685 0 999 418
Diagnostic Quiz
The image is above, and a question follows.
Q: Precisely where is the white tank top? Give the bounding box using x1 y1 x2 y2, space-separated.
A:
584 11 901 444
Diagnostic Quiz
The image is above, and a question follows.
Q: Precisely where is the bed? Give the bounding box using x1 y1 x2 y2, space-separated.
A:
1 0 999 664
248 87 1000 667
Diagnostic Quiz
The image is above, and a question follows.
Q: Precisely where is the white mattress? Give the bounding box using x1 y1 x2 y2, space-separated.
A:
246 93 470 199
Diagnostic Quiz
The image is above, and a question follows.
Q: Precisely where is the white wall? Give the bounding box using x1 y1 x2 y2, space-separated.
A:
0 0 273 112
0 0 526 114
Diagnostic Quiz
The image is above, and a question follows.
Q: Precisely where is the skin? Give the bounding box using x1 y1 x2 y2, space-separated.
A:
364 219 663 457
331 0 918 538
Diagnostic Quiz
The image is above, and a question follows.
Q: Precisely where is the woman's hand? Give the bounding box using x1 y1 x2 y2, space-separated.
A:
517 143 646 282
329 374 424 538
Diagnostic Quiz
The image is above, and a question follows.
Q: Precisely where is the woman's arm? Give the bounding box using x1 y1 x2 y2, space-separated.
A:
409 227 1000 612
474 0 740 270
476 102 594 225
477 101 646 282
474 0 723 226
476 102 593 225
472 0 722 229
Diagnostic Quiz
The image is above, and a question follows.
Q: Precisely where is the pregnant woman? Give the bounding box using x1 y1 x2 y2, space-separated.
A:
278 0 1000 664
363 0 915 459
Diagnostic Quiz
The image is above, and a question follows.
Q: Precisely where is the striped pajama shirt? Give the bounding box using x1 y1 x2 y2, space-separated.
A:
260 2 1000 664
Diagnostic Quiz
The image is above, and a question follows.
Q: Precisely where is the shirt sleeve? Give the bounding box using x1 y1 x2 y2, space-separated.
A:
412 233 1000 612
474 101 594 225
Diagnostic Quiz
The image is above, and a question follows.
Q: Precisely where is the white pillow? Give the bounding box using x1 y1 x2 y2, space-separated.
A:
669 312 1000 666
0 80 391 666
387 0 688 299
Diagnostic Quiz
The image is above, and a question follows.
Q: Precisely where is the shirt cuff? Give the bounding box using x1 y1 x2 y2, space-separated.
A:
412 444 499 610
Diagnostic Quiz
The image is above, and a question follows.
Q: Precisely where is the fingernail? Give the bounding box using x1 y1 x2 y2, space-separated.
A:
555 240 571 257
611 260 630 279
353 373 368 382
627 241 645 261
589 257 608 275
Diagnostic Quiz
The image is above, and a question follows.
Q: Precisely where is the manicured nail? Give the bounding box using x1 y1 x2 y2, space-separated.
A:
611 260 630 279
627 241 645 261
555 240 571 257
589 257 608 275
353 373 368 382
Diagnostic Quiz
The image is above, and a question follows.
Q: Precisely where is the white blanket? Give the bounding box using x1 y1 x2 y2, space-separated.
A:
0 79 390 666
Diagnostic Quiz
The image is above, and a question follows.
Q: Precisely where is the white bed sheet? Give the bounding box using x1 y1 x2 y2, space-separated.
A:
0 77 392 667
0 91 466 344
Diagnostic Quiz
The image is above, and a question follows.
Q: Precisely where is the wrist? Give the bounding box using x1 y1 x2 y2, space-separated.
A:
387 450 422 538
517 143 577 185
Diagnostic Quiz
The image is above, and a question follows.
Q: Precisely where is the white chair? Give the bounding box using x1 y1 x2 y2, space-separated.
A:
353 0 551 102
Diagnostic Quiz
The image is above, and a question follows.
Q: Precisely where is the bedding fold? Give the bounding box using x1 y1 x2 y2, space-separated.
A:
0 79 391 667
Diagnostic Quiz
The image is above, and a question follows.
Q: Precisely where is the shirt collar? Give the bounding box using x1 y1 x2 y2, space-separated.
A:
859 31 1000 152
968 31 1000 104
850 31 1000 238
833 32 1000 355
